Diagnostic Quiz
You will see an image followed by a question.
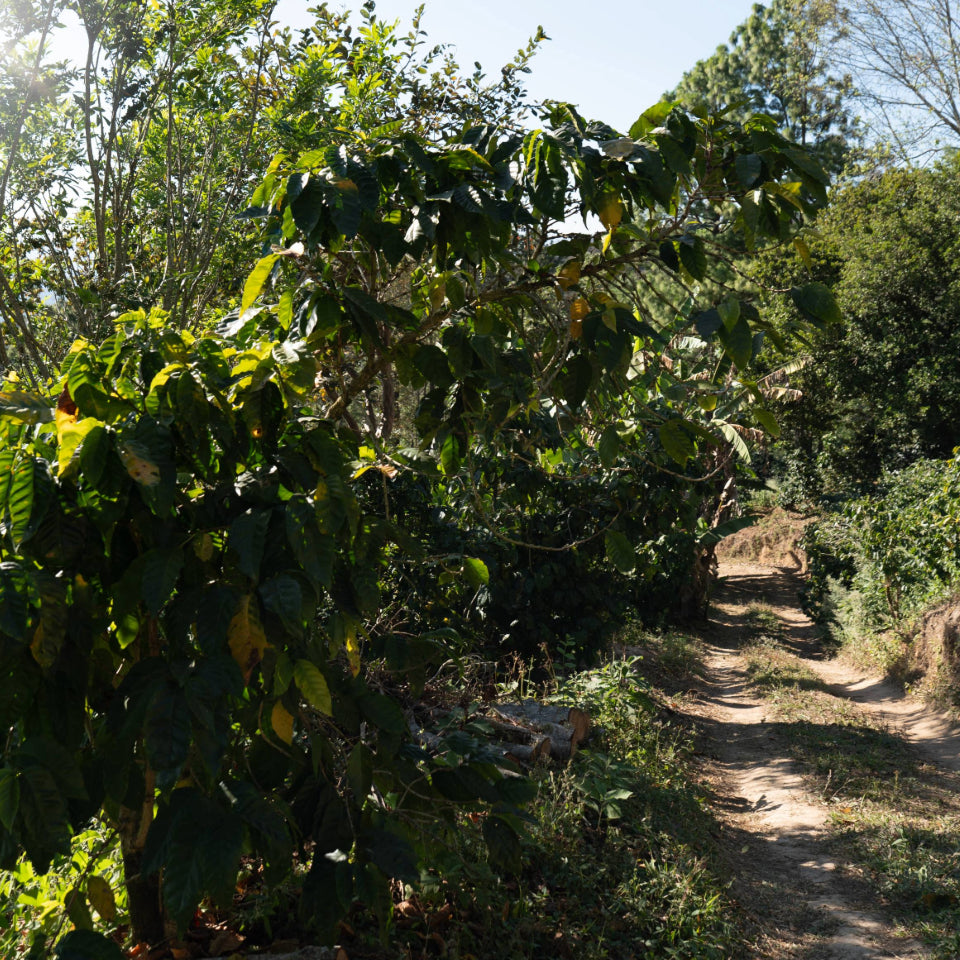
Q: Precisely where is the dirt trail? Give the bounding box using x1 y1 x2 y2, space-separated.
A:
689 561 960 959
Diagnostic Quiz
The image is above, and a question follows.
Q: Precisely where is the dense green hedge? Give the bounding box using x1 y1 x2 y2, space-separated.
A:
803 454 960 641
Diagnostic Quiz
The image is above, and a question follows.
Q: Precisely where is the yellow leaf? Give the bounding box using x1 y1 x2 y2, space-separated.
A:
87 875 117 922
569 298 589 321
793 236 813 270
270 702 294 745
193 533 214 561
597 194 623 230
556 259 581 290
345 622 361 678
228 595 269 681
54 406 77 438
118 444 161 486
57 417 100 478
29 622 45 664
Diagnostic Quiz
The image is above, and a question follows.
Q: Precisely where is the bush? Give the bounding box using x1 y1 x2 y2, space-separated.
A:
803 455 960 646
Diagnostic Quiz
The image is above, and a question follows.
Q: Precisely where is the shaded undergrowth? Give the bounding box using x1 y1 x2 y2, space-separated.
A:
1 629 742 960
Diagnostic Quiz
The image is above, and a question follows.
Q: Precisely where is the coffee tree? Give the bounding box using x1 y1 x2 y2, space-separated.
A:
0 37 836 954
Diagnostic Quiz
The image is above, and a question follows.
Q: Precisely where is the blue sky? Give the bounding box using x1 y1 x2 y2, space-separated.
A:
276 0 761 132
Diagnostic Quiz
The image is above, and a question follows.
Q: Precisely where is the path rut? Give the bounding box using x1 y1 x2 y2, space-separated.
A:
688 561 960 959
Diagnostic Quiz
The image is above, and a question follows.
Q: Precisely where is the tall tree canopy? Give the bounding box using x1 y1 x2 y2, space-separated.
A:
0 0 543 378
668 0 857 172
763 158 960 496
836 0 960 157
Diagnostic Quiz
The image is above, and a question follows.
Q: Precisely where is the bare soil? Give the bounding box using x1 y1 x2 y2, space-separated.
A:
685 559 960 959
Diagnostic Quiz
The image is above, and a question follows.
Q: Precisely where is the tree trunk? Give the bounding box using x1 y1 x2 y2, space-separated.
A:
120 835 165 945
119 761 164 944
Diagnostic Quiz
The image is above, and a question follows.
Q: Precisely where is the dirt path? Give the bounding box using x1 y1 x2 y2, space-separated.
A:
688 561 960 959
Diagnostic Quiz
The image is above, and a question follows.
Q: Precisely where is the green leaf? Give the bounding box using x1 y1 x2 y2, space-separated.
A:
260 575 303 635
718 315 754 369
363 827 418 883
658 239 680 272
605 530 637 574
141 548 183 616
294 659 332 715
413 344 454 389
439 433 460 477
754 408 780 438
496 774 538 805
78 424 111 490
65 885 94 931
482 815 522 874
785 147 830 185
18 762 70 872
463 557 489 587
86 875 117 922
431 768 477 802
598 425 620 468
359 692 405 734
149 791 244 932
346 743 373 802
693 308 723 339
735 153 763 187
628 100 674 139
8 456 35 548
300 854 353 942
658 419 696 466
229 509 271 580
241 254 280 315
717 298 740 330
285 496 334 589
698 514 758 547
117 418 176 514
791 282 841 325
0 390 53 424
55 930 124 960
561 354 594 410
144 684 192 779
678 236 706 280
229 780 291 880
717 422 752 464
0 767 19 831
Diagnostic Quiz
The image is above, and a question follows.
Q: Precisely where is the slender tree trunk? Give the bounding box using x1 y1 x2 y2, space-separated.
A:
119 762 164 944
119 834 164 944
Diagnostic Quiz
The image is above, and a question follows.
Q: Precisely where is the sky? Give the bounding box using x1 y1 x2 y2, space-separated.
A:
275 0 762 132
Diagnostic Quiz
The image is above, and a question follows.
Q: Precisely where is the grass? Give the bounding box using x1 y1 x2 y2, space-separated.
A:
741 624 960 959
616 627 705 690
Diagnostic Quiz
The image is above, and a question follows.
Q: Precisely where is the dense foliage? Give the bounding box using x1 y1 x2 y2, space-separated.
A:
0 3 837 956
804 455 960 645
759 159 960 499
